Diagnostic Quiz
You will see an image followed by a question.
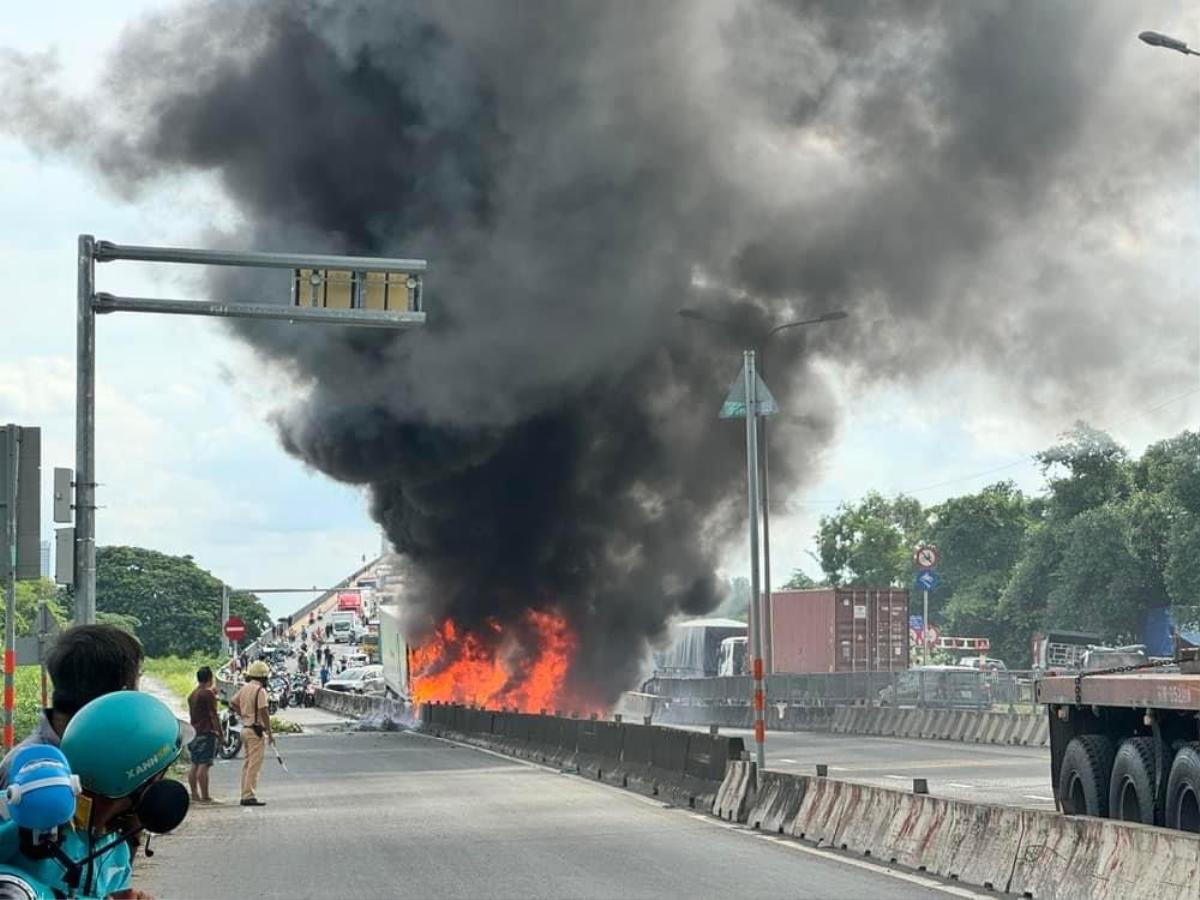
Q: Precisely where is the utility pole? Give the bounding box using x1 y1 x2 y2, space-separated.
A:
221 584 230 658
4 426 18 750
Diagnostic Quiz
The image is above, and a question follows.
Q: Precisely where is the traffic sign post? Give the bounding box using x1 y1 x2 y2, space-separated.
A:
223 616 246 643
913 547 940 666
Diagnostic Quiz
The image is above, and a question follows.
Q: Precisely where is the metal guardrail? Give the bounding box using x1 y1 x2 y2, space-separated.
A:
648 670 1038 711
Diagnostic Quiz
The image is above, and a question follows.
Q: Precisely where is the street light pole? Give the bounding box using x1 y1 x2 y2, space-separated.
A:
680 308 848 675
741 351 766 772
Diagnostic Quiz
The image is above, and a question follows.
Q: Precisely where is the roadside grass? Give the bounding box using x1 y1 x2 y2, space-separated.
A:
143 655 222 705
12 666 45 739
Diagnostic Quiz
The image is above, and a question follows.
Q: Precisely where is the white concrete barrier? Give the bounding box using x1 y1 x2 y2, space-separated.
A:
732 770 1200 899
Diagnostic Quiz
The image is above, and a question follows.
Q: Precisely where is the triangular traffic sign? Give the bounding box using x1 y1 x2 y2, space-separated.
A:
719 362 779 418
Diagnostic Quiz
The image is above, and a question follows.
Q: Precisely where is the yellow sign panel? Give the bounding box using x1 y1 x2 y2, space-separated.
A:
293 268 418 312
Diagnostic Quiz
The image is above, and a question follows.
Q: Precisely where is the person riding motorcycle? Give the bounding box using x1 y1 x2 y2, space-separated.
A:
0 691 191 898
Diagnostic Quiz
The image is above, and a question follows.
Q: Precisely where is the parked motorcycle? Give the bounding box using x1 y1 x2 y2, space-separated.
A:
218 704 243 760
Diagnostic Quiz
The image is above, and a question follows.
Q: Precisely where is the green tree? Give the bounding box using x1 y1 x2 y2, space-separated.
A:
817 492 925 587
1036 423 1129 521
9 579 68 636
91 546 268 657
781 569 820 590
927 482 1033 644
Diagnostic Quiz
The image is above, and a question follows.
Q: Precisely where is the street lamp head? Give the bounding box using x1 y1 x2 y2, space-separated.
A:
817 311 849 323
1139 30 1192 54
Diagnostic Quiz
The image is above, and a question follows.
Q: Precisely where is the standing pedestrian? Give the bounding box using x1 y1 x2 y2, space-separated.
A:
319 664 330 687
187 665 223 803
231 660 275 807
308 650 317 674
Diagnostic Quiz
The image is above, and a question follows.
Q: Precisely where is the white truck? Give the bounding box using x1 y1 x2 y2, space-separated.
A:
378 601 410 700
329 610 362 644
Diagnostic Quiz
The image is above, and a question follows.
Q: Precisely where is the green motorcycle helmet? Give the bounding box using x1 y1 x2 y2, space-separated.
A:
61 692 188 799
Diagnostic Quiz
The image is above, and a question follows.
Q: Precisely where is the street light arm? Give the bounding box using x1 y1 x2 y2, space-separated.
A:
1139 30 1199 56
764 311 849 341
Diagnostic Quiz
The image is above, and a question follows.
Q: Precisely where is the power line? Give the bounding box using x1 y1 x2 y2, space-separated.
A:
789 383 1200 507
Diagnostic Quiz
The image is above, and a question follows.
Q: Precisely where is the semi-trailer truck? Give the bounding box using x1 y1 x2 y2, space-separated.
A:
1035 643 1200 831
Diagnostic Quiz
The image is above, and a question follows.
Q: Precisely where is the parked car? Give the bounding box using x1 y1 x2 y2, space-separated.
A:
325 665 385 695
960 656 1008 673
878 665 988 709
345 653 370 669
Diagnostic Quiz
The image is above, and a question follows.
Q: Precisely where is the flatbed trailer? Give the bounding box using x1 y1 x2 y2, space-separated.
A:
1036 668 1200 831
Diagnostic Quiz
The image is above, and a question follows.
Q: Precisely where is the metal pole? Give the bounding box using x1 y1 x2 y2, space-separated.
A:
758 347 774 676
923 589 930 665
4 426 19 750
743 351 766 771
221 584 230 658
75 236 97 624
38 597 47 710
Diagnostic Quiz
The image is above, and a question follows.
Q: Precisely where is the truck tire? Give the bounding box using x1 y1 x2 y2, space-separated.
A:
1165 744 1200 832
1058 734 1116 817
1108 737 1158 825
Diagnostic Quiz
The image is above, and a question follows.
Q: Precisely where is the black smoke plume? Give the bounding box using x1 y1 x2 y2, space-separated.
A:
2 0 1194 701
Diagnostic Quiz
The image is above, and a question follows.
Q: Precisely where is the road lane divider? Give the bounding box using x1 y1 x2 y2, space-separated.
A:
715 763 1200 900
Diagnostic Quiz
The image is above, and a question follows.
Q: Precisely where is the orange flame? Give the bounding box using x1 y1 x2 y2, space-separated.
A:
411 609 581 713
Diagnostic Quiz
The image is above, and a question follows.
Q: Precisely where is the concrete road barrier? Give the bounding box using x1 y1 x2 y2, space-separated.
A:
746 769 803 833
422 703 742 812
733 766 1200 899
713 759 756 823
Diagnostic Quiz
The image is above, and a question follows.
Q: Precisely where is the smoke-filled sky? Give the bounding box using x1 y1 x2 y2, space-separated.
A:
2 0 1198 699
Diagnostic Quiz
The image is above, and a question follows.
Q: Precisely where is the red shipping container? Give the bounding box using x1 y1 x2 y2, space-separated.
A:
769 588 910 674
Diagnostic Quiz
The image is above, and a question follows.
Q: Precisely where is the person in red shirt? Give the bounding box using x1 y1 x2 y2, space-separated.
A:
186 666 224 803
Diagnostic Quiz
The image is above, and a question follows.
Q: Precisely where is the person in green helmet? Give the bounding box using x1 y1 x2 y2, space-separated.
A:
0 691 191 899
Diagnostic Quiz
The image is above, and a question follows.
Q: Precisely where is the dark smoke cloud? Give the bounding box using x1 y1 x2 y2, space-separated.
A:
2 0 1195 700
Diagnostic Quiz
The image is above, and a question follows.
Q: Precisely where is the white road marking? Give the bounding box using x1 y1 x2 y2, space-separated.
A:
1023 794 1055 802
777 758 797 764
947 782 974 789
687 814 991 898
885 774 909 781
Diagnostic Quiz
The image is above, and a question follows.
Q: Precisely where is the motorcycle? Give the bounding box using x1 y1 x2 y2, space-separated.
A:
303 679 317 708
218 704 243 759
290 674 307 708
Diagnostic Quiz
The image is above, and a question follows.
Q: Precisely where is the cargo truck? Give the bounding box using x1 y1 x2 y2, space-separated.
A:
377 601 410 700
769 588 910 673
1035 643 1200 831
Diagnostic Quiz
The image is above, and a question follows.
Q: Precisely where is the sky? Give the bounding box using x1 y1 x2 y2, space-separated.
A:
1 2 1198 623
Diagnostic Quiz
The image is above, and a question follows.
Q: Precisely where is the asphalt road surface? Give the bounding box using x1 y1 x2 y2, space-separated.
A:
138 730 982 899
679 726 1054 810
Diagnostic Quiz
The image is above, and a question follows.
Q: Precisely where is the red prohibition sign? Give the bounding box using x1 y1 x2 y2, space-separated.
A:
914 546 939 569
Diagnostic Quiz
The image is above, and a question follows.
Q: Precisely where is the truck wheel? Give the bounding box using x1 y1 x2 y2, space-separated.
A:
1165 744 1200 832
1058 734 1116 817
1108 737 1158 825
